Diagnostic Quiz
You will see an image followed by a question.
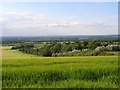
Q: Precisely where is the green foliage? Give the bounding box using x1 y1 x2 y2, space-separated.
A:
11 40 120 57
42 44 52 56
88 41 98 50
11 42 34 50
51 43 61 53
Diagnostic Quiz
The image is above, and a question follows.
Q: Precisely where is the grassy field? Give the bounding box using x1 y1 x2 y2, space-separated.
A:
2 46 119 88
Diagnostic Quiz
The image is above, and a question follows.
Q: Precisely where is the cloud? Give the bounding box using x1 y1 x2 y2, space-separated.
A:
0 11 50 29
82 20 117 28
1 11 81 29
1 11 47 21
45 21 80 28
5 21 81 30
1 11 115 29
1 10 117 36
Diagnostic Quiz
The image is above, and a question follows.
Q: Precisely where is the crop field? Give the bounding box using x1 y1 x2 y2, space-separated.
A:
2 46 119 88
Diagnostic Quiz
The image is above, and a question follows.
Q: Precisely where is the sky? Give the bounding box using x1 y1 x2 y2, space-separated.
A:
0 2 118 36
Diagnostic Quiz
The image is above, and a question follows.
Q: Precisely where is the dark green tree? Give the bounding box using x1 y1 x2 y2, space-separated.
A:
52 43 61 53
43 45 52 56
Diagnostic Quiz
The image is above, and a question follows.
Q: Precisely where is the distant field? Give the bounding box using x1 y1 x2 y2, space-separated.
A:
2 46 119 88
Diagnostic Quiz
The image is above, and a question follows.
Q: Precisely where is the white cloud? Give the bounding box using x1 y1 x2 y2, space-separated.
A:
0 11 50 29
81 20 117 28
1 10 117 36
1 11 81 29
5 21 81 30
1 11 47 21
70 21 80 26
45 21 80 28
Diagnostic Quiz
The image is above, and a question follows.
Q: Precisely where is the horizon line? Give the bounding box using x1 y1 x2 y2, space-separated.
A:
1 34 119 37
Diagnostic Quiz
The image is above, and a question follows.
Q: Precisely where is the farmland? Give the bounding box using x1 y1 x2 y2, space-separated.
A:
2 46 119 88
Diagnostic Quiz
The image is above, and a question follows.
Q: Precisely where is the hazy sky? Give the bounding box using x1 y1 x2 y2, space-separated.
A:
0 2 118 36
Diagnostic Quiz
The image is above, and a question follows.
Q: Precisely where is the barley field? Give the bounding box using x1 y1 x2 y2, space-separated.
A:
2 46 119 88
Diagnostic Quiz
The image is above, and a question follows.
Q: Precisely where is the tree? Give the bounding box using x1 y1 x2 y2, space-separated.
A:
52 43 61 53
88 41 98 50
61 44 67 52
83 41 88 48
43 45 52 56
65 44 72 51
78 42 84 50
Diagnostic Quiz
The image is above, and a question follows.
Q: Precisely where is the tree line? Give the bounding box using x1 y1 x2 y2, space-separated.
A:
11 40 120 57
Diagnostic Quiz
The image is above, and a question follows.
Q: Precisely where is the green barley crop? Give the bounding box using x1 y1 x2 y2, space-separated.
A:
2 46 119 88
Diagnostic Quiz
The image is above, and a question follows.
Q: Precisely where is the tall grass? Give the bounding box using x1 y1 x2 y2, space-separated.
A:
2 46 119 88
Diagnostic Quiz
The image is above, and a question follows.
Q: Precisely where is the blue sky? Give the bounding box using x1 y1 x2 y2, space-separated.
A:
0 2 118 36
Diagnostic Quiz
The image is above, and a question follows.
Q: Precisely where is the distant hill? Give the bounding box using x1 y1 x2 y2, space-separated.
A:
1 35 119 42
